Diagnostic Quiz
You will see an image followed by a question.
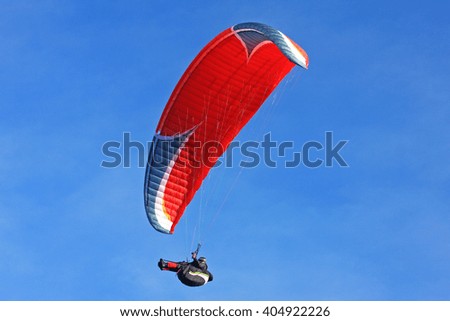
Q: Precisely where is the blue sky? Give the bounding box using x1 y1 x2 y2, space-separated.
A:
1 0 449 300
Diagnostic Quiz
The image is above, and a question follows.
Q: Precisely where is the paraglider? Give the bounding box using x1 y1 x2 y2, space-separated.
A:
144 22 309 238
158 244 213 287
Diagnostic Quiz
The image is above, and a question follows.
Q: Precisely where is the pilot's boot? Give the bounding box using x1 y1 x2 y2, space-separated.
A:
158 259 168 270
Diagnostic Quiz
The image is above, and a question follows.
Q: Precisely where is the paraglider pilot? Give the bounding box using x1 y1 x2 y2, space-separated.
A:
158 251 213 287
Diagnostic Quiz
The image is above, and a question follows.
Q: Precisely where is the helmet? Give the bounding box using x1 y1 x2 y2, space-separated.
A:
198 257 207 263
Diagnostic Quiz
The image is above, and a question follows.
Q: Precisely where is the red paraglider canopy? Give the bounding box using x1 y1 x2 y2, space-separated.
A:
144 22 308 234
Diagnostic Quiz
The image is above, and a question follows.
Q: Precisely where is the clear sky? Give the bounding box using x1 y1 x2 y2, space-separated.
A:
1 0 449 300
